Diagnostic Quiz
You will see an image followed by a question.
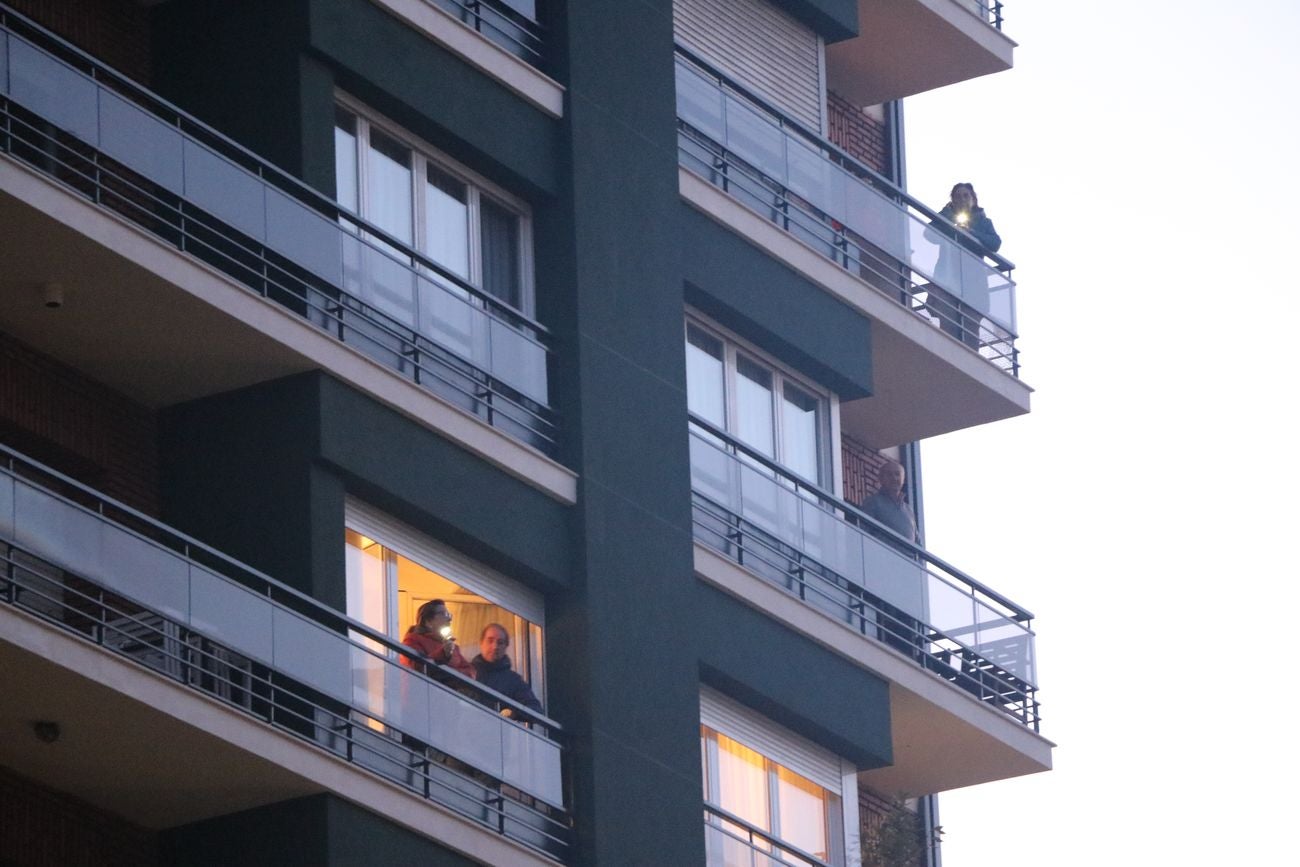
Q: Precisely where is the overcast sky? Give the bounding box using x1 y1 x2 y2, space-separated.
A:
902 1 1300 863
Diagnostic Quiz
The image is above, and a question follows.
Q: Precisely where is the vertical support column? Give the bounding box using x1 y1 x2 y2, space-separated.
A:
541 1 705 863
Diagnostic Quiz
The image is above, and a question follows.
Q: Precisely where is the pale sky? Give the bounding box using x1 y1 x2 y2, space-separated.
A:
903 1 1300 863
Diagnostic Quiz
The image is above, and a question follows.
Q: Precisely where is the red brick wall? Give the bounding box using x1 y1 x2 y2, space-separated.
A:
0 766 159 867
5 0 153 85
841 433 889 507
827 90 889 176
0 334 160 516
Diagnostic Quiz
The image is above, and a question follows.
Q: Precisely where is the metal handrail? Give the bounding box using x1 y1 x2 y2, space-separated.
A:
688 416 1033 622
704 803 834 867
431 0 547 65
0 3 550 338
0 441 563 733
675 44 1015 274
977 0 1006 31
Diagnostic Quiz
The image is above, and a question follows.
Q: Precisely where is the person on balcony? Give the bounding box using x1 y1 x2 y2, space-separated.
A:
401 599 476 680
471 623 543 715
856 460 925 660
924 182 1002 349
860 460 917 546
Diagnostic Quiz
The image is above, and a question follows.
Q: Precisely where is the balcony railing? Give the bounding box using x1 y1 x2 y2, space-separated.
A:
0 443 572 859
0 5 557 454
429 0 546 67
689 419 1039 729
974 1 1006 31
704 804 834 867
676 48 1020 374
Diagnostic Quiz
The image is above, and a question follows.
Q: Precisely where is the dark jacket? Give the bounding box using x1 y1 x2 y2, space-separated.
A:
471 653 542 712
934 202 1001 256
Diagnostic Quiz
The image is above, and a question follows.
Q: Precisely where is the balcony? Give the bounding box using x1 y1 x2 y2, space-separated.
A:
826 1 1015 107
675 50 1031 447
0 8 563 466
0 443 572 861
690 419 1051 793
369 0 564 118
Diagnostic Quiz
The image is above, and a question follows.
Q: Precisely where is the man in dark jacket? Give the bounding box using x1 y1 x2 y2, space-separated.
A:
471 623 543 714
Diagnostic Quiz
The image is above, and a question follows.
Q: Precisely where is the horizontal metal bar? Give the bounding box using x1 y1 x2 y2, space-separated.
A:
704 803 834 867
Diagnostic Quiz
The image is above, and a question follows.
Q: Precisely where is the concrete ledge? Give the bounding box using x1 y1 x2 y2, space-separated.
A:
370 0 565 118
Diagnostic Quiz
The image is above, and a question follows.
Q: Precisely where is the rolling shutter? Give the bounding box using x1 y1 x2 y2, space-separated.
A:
674 0 825 132
700 686 847 791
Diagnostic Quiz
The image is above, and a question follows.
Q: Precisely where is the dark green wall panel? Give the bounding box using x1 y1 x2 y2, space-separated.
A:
153 0 313 178
162 795 478 867
161 372 571 609
696 583 893 770
159 374 330 600
546 0 705 863
680 204 873 399
315 375 571 588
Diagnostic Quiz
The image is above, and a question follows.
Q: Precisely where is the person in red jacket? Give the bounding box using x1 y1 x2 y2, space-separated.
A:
401 599 476 680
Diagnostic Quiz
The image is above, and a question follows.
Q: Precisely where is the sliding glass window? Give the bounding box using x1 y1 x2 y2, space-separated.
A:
334 100 534 316
685 318 831 487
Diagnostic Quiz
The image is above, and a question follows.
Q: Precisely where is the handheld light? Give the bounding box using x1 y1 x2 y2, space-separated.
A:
438 625 453 640
955 211 970 227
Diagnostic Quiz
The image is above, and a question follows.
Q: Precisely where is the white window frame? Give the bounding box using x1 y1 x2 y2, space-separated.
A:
344 497 546 699
700 687 856 866
686 311 842 491
334 92 537 317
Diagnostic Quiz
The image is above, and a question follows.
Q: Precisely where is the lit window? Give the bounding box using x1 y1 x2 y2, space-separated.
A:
701 724 844 865
334 102 534 314
344 524 545 711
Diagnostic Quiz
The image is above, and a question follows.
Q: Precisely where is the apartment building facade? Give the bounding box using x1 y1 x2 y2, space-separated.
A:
0 0 1050 864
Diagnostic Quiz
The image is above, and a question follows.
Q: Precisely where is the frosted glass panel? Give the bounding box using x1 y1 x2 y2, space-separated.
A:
99 89 184 194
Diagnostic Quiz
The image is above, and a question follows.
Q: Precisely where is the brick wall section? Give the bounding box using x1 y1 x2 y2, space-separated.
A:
841 432 889 507
0 765 160 867
0 334 160 516
5 0 153 85
826 90 889 176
